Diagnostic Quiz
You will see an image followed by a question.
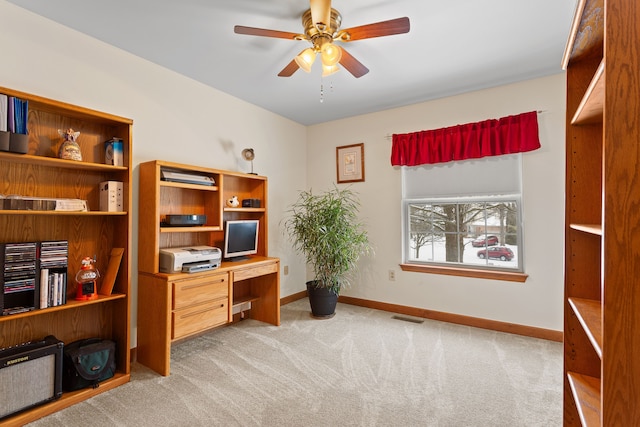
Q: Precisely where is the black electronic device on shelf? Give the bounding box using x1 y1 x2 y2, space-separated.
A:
242 198 261 208
0 335 64 420
162 215 207 227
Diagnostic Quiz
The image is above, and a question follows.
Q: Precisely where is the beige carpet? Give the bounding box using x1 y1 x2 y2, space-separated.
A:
29 299 562 426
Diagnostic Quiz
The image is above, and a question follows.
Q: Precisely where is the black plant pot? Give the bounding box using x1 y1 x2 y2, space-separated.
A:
306 280 338 319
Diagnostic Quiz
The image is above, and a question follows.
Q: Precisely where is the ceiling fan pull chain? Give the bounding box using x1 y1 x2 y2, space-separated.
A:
320 82 324 103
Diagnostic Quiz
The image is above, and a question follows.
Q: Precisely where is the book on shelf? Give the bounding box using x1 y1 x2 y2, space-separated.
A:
7 96 14 133
0 94 7 132
13 97 27 134
38 240 68 309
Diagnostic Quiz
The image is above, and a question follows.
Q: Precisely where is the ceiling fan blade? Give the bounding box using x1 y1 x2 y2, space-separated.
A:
338 47 369 78
309 0 331 29
234 25 303 40
278 59 300 77
338 17 410 41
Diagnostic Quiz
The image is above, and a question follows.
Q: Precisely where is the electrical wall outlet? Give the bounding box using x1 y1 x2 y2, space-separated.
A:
283 265 289 275
388 269 396 281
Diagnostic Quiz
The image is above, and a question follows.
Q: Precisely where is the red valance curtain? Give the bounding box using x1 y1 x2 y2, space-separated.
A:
390 111 540 166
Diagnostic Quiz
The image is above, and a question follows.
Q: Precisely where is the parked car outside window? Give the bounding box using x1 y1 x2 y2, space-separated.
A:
477 246 514 261
471 235 499 247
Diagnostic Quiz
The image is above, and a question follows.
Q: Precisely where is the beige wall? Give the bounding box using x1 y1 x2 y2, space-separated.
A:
1 1 565 337
307 74 566 331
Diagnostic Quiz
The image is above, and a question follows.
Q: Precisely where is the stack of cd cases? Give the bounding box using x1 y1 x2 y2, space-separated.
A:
0 241 69 315
0 242 37 315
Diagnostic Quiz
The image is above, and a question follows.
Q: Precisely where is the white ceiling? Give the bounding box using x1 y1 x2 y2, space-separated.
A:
7 0 577 126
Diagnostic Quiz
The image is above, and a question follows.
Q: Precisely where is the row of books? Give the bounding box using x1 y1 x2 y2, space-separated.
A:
0 94 28 134
39 270 67 308
39 240 69 309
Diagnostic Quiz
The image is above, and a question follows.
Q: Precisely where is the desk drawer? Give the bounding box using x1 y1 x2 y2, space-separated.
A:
233 262 278 282
172 299 228 339
173 273 228 310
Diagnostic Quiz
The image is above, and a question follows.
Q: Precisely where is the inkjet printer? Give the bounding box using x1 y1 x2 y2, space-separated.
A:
159 246 221 273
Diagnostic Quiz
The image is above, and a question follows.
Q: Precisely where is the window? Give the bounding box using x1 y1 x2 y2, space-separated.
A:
404 196 522 271
401 153 525 276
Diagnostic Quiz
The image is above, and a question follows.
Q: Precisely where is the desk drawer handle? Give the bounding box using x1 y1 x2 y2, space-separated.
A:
181 278 225 290
180 303 225 319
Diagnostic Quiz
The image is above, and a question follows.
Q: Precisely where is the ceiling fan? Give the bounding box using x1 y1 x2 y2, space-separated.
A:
234 0 410 78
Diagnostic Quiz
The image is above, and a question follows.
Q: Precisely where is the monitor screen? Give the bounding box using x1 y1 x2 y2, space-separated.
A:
223 220 259 260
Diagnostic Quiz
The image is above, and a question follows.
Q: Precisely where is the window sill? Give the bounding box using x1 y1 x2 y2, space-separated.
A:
399 263 528 283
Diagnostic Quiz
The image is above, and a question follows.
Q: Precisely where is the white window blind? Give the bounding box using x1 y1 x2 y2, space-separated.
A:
402 153 522 198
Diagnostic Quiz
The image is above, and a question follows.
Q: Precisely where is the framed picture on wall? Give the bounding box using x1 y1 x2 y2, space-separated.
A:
336 143 365 183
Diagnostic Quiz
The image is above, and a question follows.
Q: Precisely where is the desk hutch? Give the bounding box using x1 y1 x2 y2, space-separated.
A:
137 160 280 376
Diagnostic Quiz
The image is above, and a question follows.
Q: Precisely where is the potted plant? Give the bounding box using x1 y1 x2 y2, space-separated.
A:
284 186 372 318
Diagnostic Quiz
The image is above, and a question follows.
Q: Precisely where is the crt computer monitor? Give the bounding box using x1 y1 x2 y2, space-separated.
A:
223 220 259 260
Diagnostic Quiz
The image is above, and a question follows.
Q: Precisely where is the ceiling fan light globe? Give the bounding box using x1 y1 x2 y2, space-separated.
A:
321 43 342 66
295 48 316 73
322 64 340 77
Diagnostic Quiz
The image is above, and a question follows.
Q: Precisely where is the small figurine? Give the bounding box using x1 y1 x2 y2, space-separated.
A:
226 195 240 208
58 128 82 161
75 256 100 300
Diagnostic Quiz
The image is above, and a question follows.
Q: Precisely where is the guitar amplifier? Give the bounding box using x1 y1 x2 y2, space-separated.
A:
0 336 63 420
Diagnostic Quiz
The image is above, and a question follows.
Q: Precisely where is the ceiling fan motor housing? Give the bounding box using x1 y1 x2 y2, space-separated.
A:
302 8 342 47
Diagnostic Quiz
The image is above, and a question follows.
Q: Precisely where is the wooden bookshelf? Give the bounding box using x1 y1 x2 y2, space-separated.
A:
562 0 640 424
0 86 132 426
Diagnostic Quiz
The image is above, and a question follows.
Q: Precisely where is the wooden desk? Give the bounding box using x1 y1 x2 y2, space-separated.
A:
137 256 280 376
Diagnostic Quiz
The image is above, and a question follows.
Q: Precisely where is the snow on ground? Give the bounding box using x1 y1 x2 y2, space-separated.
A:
409 237 519 269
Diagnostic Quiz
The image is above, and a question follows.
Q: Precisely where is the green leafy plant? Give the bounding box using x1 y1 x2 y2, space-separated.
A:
284 186 372 295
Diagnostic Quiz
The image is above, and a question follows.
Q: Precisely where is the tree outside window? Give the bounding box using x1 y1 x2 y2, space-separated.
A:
405 198 521 271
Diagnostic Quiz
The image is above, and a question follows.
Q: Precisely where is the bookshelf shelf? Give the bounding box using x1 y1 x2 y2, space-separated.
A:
0 210 127 216
567 372 601 426
159 181 219 191
224 207 266 213
571 60 605 125
0 151 128 171
568 297 602 358
569 223 602 236
0 293 126 323
160 226 222 233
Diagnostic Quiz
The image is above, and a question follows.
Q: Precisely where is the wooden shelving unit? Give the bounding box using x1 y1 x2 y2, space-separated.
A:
137 160 279 376
0 86 132 426
562 0 640 424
